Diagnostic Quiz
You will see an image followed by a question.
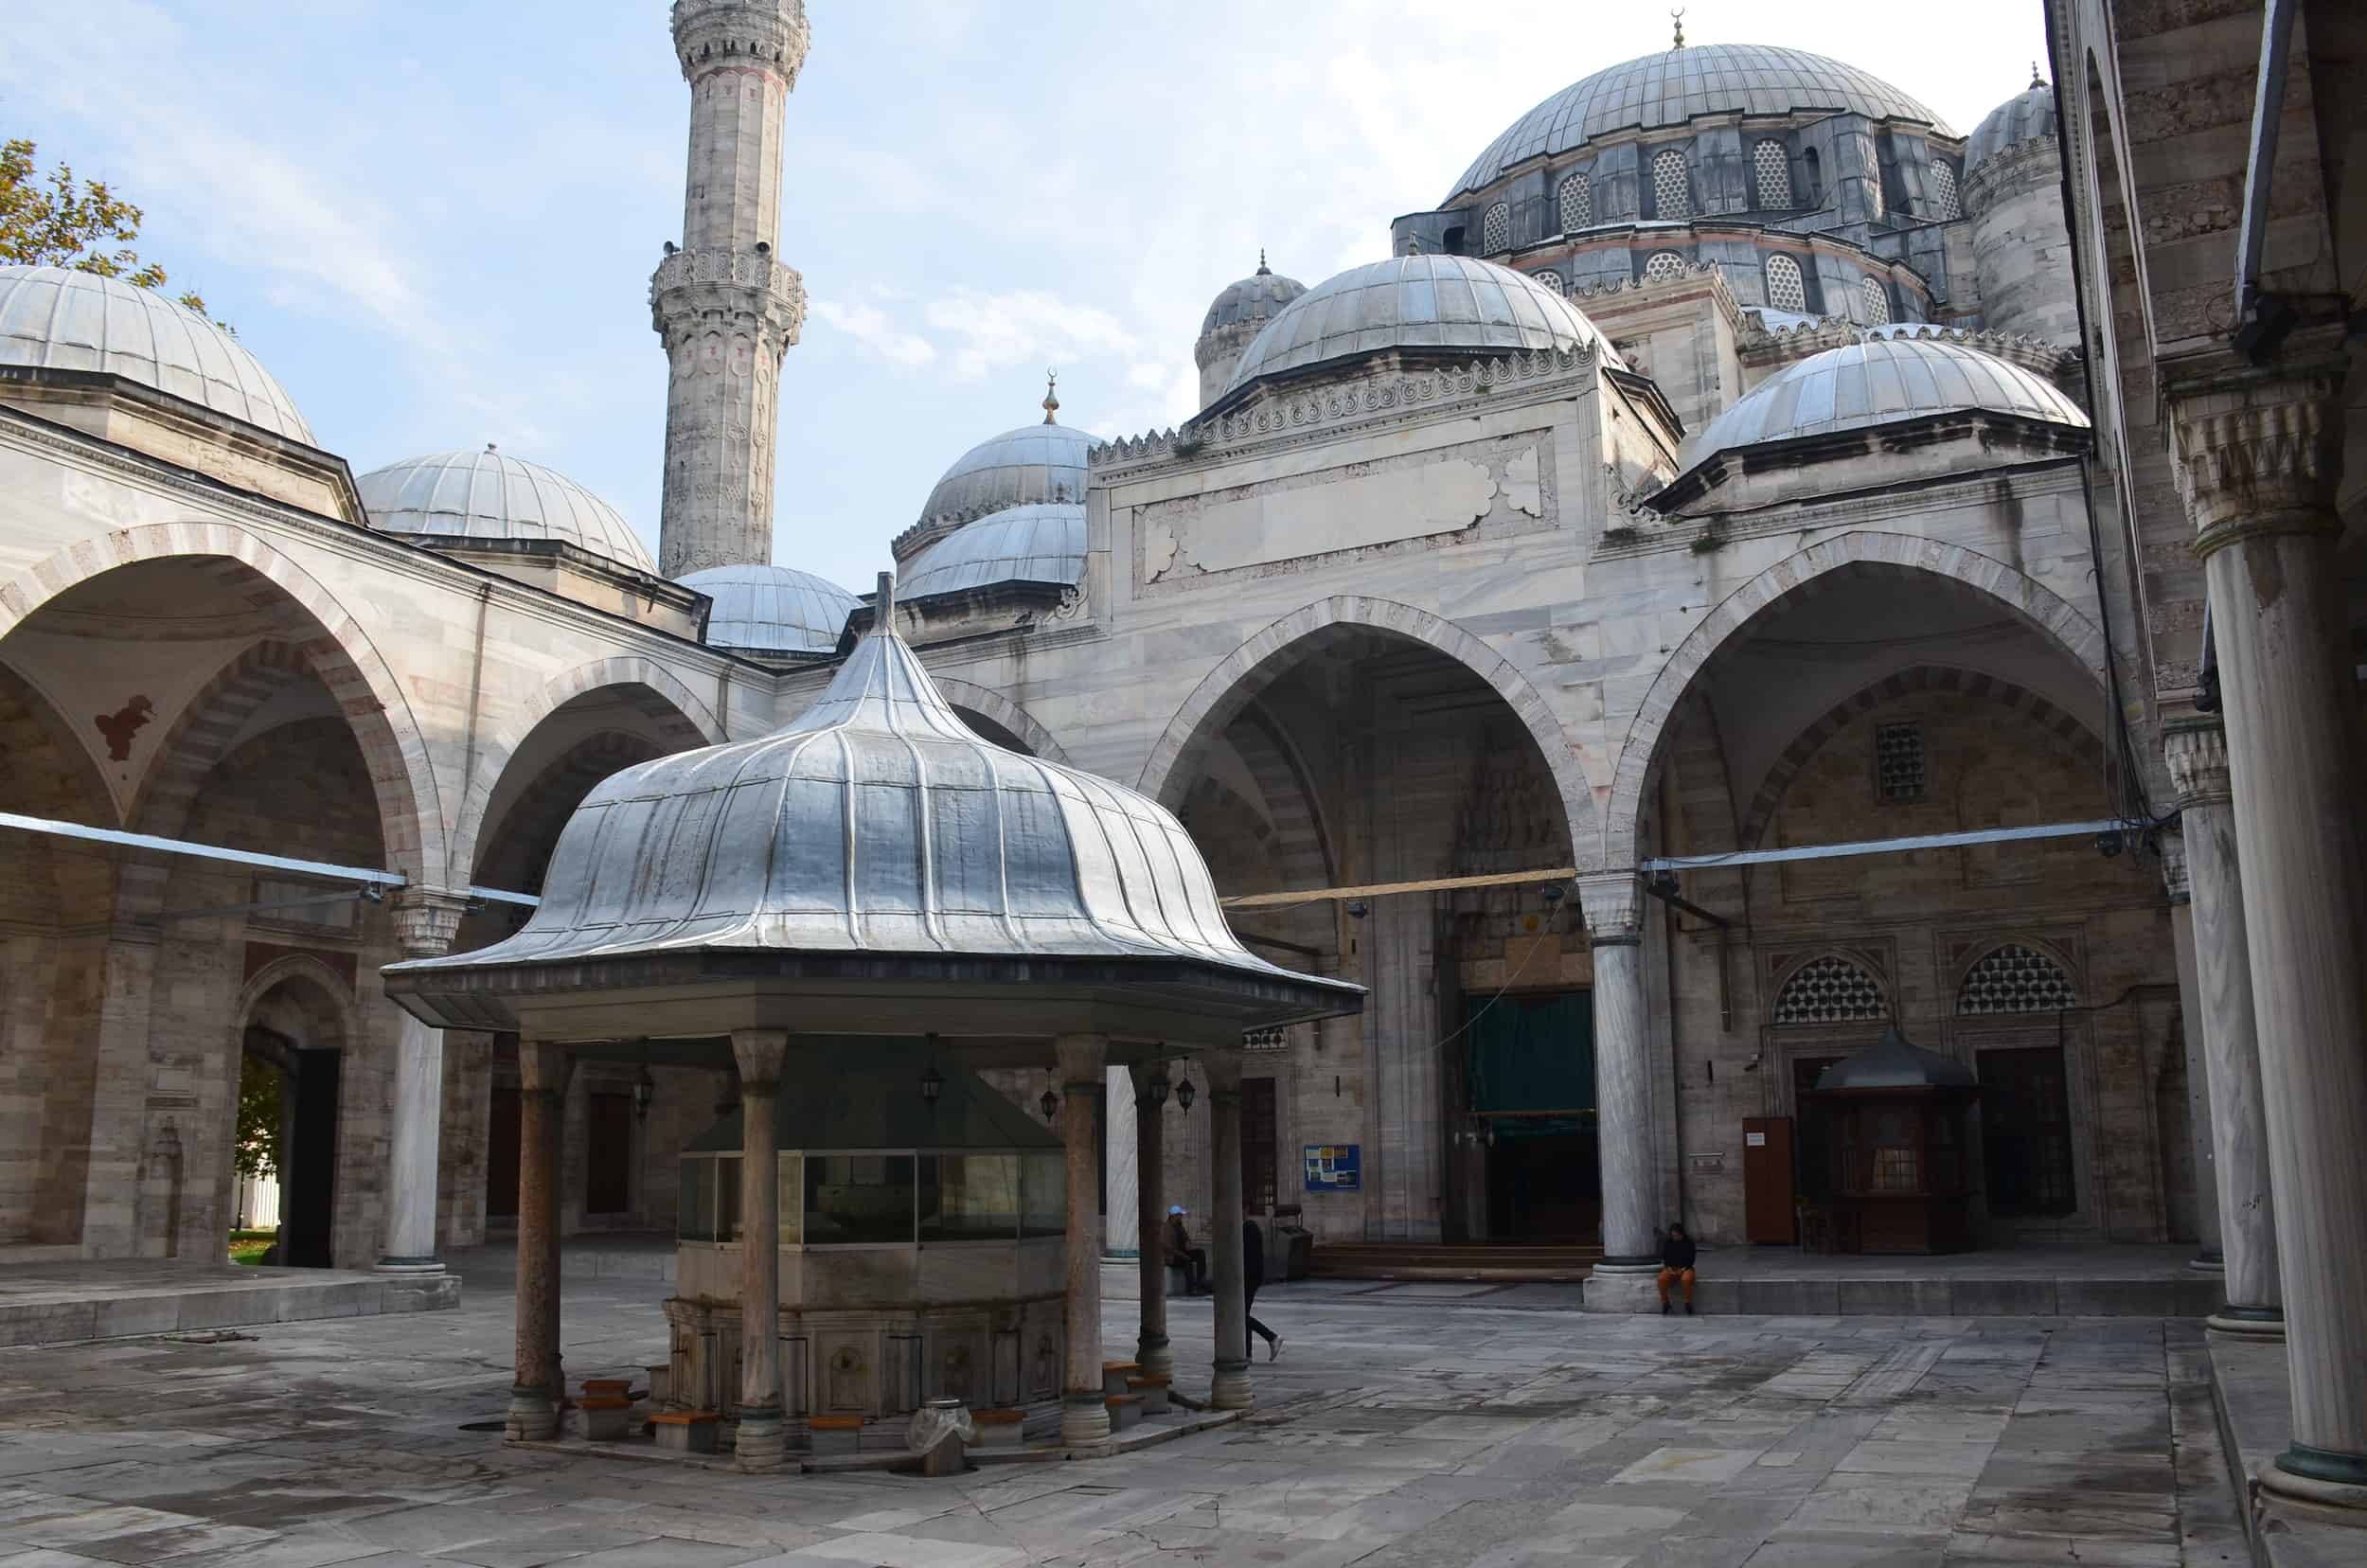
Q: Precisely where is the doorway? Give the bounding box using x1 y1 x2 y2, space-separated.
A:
280 1039 340 1268
1466 991 1599 1240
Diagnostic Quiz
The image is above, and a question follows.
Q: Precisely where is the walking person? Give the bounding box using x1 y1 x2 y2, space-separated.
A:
1658 1221 1698 1315
1244 1216 1283 1361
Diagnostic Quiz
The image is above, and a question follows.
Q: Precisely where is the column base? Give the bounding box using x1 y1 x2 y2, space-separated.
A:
735 1406 788 1470
2260 1446 2367 1519
374 1256 445 1274
2205 1307 2285 1341
1136 1332 1173 1380
2185 1252 2226 1275
1584 1262 1664 1314
1211 1357 1254 1412
1060 1391 1112 1446
505 1386 558 1443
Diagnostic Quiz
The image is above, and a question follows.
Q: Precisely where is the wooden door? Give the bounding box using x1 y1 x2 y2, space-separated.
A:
1743 1116 1795 1242
584 1092 633 1217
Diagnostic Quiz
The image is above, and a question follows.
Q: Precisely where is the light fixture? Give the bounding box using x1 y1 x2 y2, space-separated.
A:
1175 1077 1197 1112
920 1065 943 1107
1540 883 1566 908
632 1065 655 1122
1344 900 1370 920
1040 1087 1060 1122
2095 829 2126 859
1145 1075 1170 1109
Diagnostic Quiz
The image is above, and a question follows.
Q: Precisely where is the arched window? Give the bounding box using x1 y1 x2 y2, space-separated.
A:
1860 276 1893 325
1480 202 1511 254
1802 147 1824 206
1530 268 1565 295
1773 953 1888 1026
1764 254 1806 312
1644 251 1687 282
1958 944 2079 1014
1557 172 1593 232
1928 159 1962 221
1753 139 1793 207
1651 149 1691 219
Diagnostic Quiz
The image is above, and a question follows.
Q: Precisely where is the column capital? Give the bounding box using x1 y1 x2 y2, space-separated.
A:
518 1038 573 1096
1201 1050 1243 1096
2166 370 2343 544
1055 1031 1107 1091
730 1028 789 1090
389 888 471 960
1577 872 1643 946
2163 717 2234 810
1130 1060 1170 1109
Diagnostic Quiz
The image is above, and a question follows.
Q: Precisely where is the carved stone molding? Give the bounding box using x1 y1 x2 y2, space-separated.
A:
1578 872 1643 945
389 889 471 961
2162 717 2234 810
2159 830 2191 907
2166 373 2342 539
650 248 807 347
671 0 810 87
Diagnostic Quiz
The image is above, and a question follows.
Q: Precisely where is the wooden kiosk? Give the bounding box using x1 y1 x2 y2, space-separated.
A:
1809 1026 1980 1255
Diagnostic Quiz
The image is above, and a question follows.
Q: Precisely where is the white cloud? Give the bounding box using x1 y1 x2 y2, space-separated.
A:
810 299 938 367
920 289 1143 381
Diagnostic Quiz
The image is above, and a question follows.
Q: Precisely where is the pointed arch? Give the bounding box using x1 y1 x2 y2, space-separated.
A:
1604 533 2109 866
1136 595 1595 858
932 677 1074 766
1955 938 2083 1015
0 524 447 880
1770 950 1892 1028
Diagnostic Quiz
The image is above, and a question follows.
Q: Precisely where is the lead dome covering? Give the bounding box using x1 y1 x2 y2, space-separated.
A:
357 449 656 572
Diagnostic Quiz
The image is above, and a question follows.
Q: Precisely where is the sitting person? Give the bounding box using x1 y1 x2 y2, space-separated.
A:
1165 1206 1209 1293
1658 1221 1698 1315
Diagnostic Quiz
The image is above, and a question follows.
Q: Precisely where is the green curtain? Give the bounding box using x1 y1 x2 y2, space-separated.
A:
1468 992 1596 1114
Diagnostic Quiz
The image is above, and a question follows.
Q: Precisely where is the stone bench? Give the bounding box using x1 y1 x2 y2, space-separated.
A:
810 1413 863 1457
579 1396 634 1441
650 1409 718 1454
970 1408 1027 1449
1104 1393 1144 1433
1126 1374 1171 1415
1101 1360 1141 1399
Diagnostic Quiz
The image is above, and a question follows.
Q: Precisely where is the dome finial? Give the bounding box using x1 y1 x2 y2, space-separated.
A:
2030 61 2045 89
876 571 897 630
1670 8 1684 48
486 441 498 454
1041 369 1059 425
1256 249 1271 276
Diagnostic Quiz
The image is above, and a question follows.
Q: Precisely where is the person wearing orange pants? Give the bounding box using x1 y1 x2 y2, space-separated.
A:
1657 1221 1697 1314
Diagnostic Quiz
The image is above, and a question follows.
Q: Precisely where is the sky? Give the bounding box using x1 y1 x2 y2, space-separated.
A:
4 1 2054 593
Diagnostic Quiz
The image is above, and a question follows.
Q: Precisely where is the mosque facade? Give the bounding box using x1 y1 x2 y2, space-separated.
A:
0 0 2352 1425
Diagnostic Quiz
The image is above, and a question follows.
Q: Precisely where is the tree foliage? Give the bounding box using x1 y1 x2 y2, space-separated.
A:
236 1054 283 1180
1 137 222 325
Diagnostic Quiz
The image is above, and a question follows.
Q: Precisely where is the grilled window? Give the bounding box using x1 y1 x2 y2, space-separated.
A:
1242 1077 1278 1211
1765 254 1806 312
1481 202 1511 254
1651 149 1692 219
1875 722 1925 802
1531 268 1565 294
1860 277 1893 324
1958 944 2079 1014
1557 172 1593 232
1753 139 1793 207
1928 159 1962 220
1979 1045 2076 1216
1773 953 1888 1025
1644 250 1687 282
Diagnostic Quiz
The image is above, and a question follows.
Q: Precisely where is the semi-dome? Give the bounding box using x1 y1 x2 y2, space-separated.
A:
0 264 312 441
1221 254 1622 398
1201 257 1307 339
899 502 1085 600
357 447 656 573
1449 45 1951 202
384 579 1364 995
679 563 857 654
1966 72 2058 172
917 420 1095 527
1678 336 2089 469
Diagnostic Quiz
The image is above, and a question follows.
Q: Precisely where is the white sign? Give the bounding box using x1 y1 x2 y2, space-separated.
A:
1745 1131 1767 1148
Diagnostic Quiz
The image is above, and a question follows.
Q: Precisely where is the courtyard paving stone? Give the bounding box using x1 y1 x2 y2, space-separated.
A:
0 1260 2252 1567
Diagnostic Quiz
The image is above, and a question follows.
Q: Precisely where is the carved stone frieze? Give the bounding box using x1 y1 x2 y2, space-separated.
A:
2162 718 2234 810
2165 373 2341 540
670 0 810 86
390 889 471 961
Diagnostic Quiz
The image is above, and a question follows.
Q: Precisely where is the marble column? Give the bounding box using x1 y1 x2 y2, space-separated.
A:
1104 1064 1139 1258
1579 874 1659 1311
1056 1033 1111 1445
731 1029 788 1470
507 1039 571 1441
382 893 468 1272
1206 1052 1253 1410
2174 371 2367 1499
2162 843 2224 1270
1133 1061 1173 1380
2164 720 2281 1336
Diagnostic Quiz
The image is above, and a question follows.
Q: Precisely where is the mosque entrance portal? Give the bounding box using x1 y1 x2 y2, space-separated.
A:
1464 990 1601 1242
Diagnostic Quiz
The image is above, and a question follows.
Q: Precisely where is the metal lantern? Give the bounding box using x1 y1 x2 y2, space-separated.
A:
632 1066 655 1122
1175 1077 1197 1112
1040 1087 1060 1122
1144 1075 1170 1108
920 1064 944 1106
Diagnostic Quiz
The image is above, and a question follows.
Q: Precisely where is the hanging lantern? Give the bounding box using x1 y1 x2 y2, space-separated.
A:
1145 1075 1170 1108
1040 1087 1060 1122
920 1064 944 1106
1176 1077 1197 1112
632 1066 655 1122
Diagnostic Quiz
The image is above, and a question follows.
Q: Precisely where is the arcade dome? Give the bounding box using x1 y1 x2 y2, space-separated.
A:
1448 45 1951 203
917 420 1095 527
679 563 857 654
357 448 656 573
1201 257 1307 340
900 502 1085 601
1967 72 2059 172
1220 254 1621 399
1678 336 2089 471
0 265 312 441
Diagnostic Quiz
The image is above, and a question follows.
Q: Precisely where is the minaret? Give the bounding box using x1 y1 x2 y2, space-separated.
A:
650 0 810 579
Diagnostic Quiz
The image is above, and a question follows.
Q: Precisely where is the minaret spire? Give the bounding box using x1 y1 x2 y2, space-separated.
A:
1041 370 1060 425
650 0 811 578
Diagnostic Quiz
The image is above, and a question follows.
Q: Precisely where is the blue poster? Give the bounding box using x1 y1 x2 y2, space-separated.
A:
1304 1143 1361 1191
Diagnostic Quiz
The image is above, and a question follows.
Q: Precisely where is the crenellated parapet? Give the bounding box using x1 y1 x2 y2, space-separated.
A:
649 247 806 347
670 0 809 85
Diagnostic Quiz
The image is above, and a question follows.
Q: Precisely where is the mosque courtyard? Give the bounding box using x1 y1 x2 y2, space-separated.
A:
0 1259 2251 1568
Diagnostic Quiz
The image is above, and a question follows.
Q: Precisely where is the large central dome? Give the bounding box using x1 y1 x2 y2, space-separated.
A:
1448 45 1950 202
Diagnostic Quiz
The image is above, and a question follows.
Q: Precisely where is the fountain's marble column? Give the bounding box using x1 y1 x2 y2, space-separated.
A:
1206 1052 1253 1410
1579 874 1659 1311
2162 840 2223 1271
731 1029 789 1470
507 1039 572 1441
2165 721 2281 1336
2173 370 2367 1503
1133 1061 1173 1379
1104 1065 1139 1257
382 893 468 1274
1056 1033 1111 1445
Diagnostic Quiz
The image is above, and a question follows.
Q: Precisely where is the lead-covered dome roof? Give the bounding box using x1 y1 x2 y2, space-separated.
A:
357 448 656 572
0 265 312 441
1449 45 1951 202
1966 74 2058 172
679 564 857 654
1201 258 1307 338
1678 336 2088 471
900 502 1085 601
385 583 1362 987
1222 254 1621 397
917 421 1095 527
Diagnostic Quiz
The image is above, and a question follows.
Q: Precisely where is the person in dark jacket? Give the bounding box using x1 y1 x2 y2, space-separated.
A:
1165 1206 1208 1293
1658 1221 1698 1314
1244 1218 1283 1361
